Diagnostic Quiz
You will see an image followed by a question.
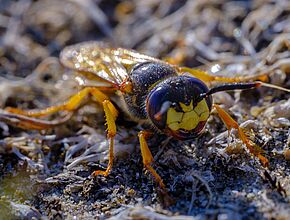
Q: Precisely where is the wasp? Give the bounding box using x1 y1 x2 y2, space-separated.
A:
2 42 289 190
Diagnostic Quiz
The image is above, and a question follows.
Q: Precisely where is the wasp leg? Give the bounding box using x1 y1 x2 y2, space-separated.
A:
179 67 268 83
4 86 119 175
92 100 118 176
5 87 110 117
213 104 269 167
138 131 166 189
0 112 73 130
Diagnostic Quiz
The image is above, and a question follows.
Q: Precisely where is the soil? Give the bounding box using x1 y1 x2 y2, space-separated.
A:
0 1 289 219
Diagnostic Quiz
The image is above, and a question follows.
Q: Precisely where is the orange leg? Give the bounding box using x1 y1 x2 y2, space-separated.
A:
138 131 166 189
92 100 118 176
213 104 268 167
3 86 119 177
0 111 72 130
179 67 269 83
5 87 110 117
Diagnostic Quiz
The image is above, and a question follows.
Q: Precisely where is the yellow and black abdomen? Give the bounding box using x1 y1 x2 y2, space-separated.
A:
123 62 177 120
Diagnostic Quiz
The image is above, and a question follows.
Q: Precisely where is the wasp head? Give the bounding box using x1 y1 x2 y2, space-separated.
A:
146 76 212 140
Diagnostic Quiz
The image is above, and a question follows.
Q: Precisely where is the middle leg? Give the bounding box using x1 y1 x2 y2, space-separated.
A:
92 99 118 176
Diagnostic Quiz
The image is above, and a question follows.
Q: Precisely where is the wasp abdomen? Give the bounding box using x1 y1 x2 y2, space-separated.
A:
123 62 177 119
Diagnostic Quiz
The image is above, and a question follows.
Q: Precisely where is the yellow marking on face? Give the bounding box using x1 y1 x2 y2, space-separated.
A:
166 99 210 131
194 99 209 115
168 122 180 131
200 111 209 121
180 100 193 112
178 111 199 130
167 108 183 124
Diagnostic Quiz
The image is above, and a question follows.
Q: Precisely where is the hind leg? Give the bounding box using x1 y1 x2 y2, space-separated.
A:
3 87 119 176
5 87 111 117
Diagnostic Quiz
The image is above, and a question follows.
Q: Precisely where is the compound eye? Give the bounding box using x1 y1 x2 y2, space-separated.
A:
146 86 169 130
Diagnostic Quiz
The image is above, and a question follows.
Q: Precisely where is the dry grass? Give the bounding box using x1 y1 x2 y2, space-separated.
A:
0 0 289 219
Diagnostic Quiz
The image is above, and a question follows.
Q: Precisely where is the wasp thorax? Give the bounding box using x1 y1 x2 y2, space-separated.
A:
146 76 212 140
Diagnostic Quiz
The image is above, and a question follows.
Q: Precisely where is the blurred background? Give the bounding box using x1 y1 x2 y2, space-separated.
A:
1 0 289 77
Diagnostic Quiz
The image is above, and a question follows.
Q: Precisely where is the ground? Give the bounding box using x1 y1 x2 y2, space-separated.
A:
0 1 289 219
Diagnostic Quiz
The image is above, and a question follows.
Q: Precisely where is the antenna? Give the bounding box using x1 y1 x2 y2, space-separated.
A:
200 81 289 98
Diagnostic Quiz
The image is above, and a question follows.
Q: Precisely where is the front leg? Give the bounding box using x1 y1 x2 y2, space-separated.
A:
138 131 166 189
213 104 269 167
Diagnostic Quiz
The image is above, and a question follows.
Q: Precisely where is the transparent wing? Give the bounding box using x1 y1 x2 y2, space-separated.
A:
60 41 163 86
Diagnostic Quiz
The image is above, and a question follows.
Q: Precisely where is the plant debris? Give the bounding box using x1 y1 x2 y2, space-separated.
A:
0 0 289 219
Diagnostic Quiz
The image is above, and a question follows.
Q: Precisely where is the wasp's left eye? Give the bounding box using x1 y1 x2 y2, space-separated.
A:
146 76 212 140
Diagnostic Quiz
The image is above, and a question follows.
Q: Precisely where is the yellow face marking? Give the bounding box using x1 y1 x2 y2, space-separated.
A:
167 108 183 124
178 111 199 130
180 100 193 112
200 111 210 121
168 122 181 131
166 99 210 131
194 99 209 115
